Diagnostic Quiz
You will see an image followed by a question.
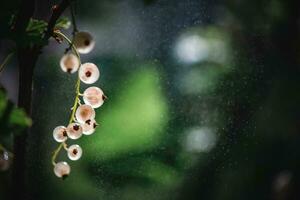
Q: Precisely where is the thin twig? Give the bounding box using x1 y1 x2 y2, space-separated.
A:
0 52 14 73
69 0 78 34
65 0 78 54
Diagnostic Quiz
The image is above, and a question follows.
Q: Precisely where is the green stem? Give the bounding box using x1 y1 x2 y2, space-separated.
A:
53 30 81 61
0 52 14 73
51 30 82 165
69 78 81 124
51 143 63 165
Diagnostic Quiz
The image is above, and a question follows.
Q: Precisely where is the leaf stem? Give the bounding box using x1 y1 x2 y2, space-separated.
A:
51 142 63 165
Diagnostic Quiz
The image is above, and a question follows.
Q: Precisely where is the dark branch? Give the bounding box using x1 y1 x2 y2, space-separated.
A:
44 0 72 40
12 1 72 199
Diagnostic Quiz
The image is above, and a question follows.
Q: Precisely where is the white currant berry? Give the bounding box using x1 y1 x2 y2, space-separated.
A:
67 144 83 161
73 31 95 54
82 119 98 135
53 126 68 142
59 53 79 73
75 104 95 124
83 86 106 108
66 123 83 139
79 63 100 84
53 161 71 178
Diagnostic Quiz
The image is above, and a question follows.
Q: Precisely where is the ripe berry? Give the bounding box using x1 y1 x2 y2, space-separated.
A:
82 119 98 135
73 31 95 54
79 63 100 84
67 144 82 161
66 123 83 139
54 161 71 178
60 53 80 73
83 86 106 108
75 104 95 124
53 126 68 142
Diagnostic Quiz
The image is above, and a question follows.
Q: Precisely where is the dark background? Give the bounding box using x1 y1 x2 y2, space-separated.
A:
1 0 300 199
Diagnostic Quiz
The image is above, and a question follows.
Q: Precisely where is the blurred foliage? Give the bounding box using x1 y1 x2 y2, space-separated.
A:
0 89 31 137
1 0 300 200
83 67 168 160
24 16 71 45
26 16 70 36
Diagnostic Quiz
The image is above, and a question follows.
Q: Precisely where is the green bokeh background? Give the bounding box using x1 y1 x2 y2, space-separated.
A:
1 0 300 199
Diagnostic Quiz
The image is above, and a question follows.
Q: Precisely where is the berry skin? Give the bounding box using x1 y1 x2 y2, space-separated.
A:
79 63 100 84
54 161 71 178
67 144 82 161
66 123 83 139
82 119 98 135
73 31 95 54
83 87 106 108
53 126 68 142
60 53 80 73
75 104 95 124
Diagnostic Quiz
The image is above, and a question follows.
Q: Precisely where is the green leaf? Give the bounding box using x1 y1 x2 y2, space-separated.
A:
9 108 32 128
23 17 70 46
0 89 31 137
26 18 48 34
55 17 71 30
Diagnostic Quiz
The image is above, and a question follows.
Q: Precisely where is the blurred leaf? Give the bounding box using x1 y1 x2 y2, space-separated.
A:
55 17 71 30
9 108 32 128
0 89 31 136
23 17 70 46
26 17 70 34
26 18 47 35
83 67 169 160
140 159 180 186
0 90 7 114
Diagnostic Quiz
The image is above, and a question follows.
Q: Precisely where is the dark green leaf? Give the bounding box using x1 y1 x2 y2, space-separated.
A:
9 108 32 128
55 16 71 30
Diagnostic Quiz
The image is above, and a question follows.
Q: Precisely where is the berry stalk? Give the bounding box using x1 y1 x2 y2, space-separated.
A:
51 29 103 178
51 30 82 166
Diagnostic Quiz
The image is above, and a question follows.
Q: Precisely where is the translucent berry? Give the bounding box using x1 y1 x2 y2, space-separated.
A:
54 161 71 178
75 104 95 124
60 53 79 73
66 123 82 139
82 119 98 135
79 63 100 84
53 126 68 142
83 86 106 108
67 144 83 161
73 31 95 54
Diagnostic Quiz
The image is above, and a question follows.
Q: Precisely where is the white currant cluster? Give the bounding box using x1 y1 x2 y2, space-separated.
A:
52 30 106 179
